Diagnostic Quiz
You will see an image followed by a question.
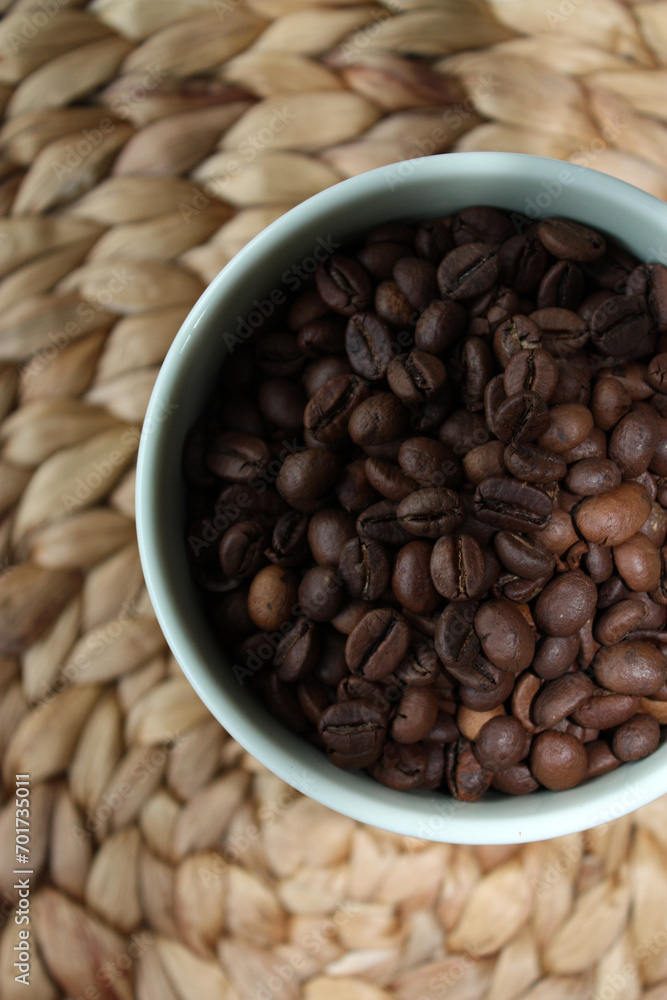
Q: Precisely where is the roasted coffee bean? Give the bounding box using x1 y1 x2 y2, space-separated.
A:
375 279 414 328
462 441 506 486
257 378 306 432
392 540 440 614
439 408 490 454
473 715 525 772
408 388 452 433
297 676 331 723
590 294 654 359
503 442 567 484
612 713 660 761
648 352 667 393
538 403 594 455
626 262 667 332
318 700 388 769
276 449 341 512
398 437 460 489
304 374 370 443
494 531 555 580
390 685 439 743
533 634 580 680
494 390 550 444
534 570 598 637
248 566 299 631
613 533 661 592
532 672 594 728
219 520 267 578
590 377 632 432
397 488 464 538
339 537 391 601
474 598 535 673
423 741 446 788
357 499 412 546
307 508 356 565
451 336 496 410
369 740 427 789
609 409 658 478
582 542 614 583
531 307 589 355
459 668 515 711
571 691 639 729
492 762 539 795
537 217 606 262
302 355 353 397
205 431 270 482
263 672 307 733
565 459 621 496
344 312 394 380
474 476 553 531
265 511 310 567
335 459 378 514
530 730 587 790
595 598 649 645
274 617 319 682
453 205 513 246
387 350 446 404
445 738 492 801
585 740 621 778
316 255 373 316
493 315 542 367
364 458 418 502
348 392 408 447
639 502 667 547
499 235 549 294
574 482 652 546
414 216 454 262
356 241 411 279
430 534 486 602
299 565 343 623
395 633 441 685
594 640 665 695
434 600 479 670
255 331 304 378
393 256 438 310
296 318 345 358
438 243 499 300
537 260 586 310
503 348 559 402
345 608 411 680
414 299 468 353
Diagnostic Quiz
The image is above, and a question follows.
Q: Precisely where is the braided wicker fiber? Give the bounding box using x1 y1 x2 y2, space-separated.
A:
2 0 667 997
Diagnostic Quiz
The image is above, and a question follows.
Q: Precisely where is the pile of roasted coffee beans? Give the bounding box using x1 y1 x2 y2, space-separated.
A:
184 208 667 800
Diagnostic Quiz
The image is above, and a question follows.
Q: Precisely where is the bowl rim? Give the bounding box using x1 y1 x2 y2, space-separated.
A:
137 151 667 844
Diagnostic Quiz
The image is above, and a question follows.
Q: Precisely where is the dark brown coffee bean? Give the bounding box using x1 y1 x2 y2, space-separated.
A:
316 254 372 316
274 617 319 682
304 374 370 443
474 598 535 673
255 331 304 378
494 390 550 445
459 668 515 710
473 715 525 772
357 499 412 546
571 691 639 729
590 295 654 359
493 315 542 367
585 740 621 778
438 408 489 455
437 243 499 300
307 508 356 565
339 537 391 601
538 403 594 455
369 740 427 789
356 241 411 279
461 441 505 487
626 262 667 332
531 307 589 356
492 762 539 795
414 299 468 353
319 699 388 769
398 437 460 490
276 449 341 513
395 633 441 686
296 675 330 723
445 738 492 801
205 431 270 483
503 348 559 402
414 217 454 262
612 713 660 761
537 260 586 310
345 608 411 681
387 351 446 404
302 356 353 397
257 378 306 433
614 533 661 592
533 570 598 637
298 565 343 623
590 377 632 432
296 318 345 358
335 459 377 514
503 442 567 485
430 534 486 602
451 336 496 411
474 476 553 531
565 459 621 497
265 511 310 567
498 235 549 294
375 280 414 328
390 685 439 743
537 217 606 262
532 672 594 728
392 540 440 614
574 482 652 546
581 542 614 583
422 741 446 789
595 598 649 647
288 288 328 329
648 352 667 393
609 409 658 479
397 487 464 538
530 730 587 790
348 393 408 447
344 312 394 381
262 672 307 733
393 256 438 310
594 640 665 695
364 458 418 503
533 634 580 680
494 531 555 580
219 520 267 578
451 205 512 247
407 388 452 434
434 600 479 669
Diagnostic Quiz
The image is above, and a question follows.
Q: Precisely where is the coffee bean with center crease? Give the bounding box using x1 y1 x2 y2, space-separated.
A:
414 217 454 262
392 539 440 614
356 241 411 280
339 537 391 601
590 295 654 360
390 685 439 743
297 318 345 358
493 315 541 367
536 218 606 262
318 699 388 769
344 312 394 381
503 348 559 402
625 262 667 332
395 632 441 685
537 260 586 311
316 255 373 316
276 449 341 512
498 235 549 294
474 477 553 531
593 640 666 695
266 511 310 566
534 570 598 637
648 353 667 393
430 534 487 601
473 715 526 772
437 243 499 300
494 530 556 580
274 617 319 682
595 598 648 645
434 600 479 668
445 738 492 801
375 280 414 328
612 713 661 761
387 351 446 404
453 205 514 247
571 691 639 729
393 257 438 310
348 393 408 447
364 458 417 502
345 608 411 680
303 374 370 443
397 487 464 538
219 520 268 578
532 672 594 728
494 391 550 444
530 307 589 355
474 598 536 673
357 499 412 546
503 442 567 484
206 431 270 482
369 740 427 789
414 299 468 353
398 437 460 489
307 508 356 565
530 730 587 790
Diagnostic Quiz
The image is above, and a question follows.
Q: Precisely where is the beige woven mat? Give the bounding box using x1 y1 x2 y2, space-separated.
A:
2 0 667 997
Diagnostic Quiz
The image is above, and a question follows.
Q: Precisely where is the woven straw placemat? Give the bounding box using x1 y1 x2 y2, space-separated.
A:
2 1 667 998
